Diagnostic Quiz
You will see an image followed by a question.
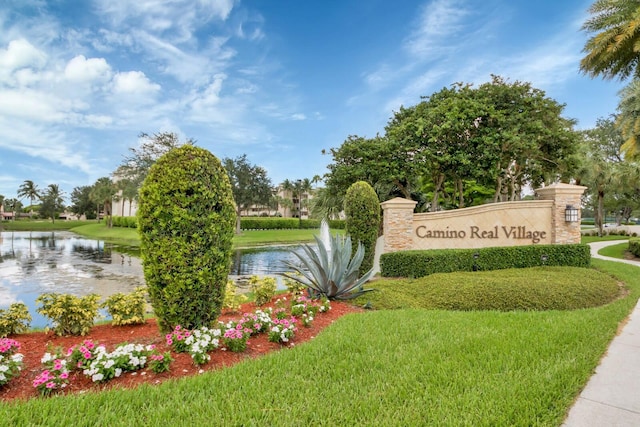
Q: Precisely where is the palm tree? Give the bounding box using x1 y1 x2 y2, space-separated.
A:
116 178 138 216
581 0 640 80
579 119 624 235
17 180 39 218
91 177 117 228
617 79 640 157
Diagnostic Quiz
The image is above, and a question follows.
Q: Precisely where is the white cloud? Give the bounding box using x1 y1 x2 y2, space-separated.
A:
64 55 112 84
112 71 161 95
403 0 471 58
291 113 306 121
0 38 47 71
0 38 47 84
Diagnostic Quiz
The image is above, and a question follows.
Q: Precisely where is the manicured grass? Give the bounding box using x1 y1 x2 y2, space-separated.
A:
1 259 639 425
69 223 339 248
0 219 90 231
581 234 630 244
598 242 630 259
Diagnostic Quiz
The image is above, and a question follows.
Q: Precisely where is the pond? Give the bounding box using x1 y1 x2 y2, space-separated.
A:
0 231 308 328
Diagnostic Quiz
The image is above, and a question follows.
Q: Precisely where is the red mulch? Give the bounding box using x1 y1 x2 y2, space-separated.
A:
0 296 362 402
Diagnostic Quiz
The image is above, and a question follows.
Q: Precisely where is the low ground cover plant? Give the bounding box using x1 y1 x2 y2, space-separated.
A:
249 276 277 306
36 293 101 336
0 303 32 337
0 338 23 387
101 287 147 326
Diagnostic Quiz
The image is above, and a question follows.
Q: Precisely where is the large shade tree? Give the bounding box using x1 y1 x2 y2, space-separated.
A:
118 132 193 186
70 185 97 219
223 154 273 234
328 76 578 212
39 184 65 223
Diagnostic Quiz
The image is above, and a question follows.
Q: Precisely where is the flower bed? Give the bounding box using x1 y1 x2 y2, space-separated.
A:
0 295 361 401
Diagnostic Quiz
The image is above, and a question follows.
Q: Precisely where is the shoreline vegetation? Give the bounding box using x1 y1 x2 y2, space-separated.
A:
0 220 328 248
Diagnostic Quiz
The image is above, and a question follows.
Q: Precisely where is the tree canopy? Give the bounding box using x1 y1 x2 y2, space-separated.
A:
223 154 273 234
581 0 640 80
324 76 578 211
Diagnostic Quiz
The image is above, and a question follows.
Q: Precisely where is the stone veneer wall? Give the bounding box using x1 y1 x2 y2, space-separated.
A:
535 183 586 245
380 183 587 254
380 197 417 253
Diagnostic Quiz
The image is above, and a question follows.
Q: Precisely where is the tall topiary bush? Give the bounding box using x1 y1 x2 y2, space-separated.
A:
137 145 236 332
344 181 380 275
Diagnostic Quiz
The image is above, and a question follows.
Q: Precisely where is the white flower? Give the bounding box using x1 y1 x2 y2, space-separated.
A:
115 368 122 377
41 353 54 364
92 373 104 382
0 365 8 373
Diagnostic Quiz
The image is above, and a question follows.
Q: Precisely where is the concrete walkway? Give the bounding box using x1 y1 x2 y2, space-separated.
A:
562 240 640 426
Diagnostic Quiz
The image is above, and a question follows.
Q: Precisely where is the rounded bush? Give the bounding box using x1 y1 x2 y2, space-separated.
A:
137 145 236 332
344 181 380 275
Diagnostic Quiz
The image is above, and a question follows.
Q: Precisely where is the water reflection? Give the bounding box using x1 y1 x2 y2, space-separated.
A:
0 230 310 328
231 245 307 275
0 231 144 327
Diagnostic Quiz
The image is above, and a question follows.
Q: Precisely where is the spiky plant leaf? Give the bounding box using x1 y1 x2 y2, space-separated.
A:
281 233 374 300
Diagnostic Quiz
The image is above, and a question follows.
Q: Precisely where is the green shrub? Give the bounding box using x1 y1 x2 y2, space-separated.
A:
238 217 345 230
344 181 380 275
101 287 147 326
0 303 32 337
137 145 236 332
223 280 248 313
353 267 620 311
249 276 277 306
112 216 137 228
380 244 591 278
629 238 640 257
36 293 100 336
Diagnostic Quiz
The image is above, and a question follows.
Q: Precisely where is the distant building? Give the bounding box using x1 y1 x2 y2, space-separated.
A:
110 182 314 219
1 204 14 220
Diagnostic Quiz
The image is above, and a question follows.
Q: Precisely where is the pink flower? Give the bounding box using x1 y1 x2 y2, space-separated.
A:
60 372 69 379
45 381 56 389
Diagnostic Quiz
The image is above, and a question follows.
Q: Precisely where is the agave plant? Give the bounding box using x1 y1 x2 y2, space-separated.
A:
280 234 374 300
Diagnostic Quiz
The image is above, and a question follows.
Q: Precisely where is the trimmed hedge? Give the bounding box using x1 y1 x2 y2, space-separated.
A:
112 215 346 230
629 238 640 257
238 217 345 230
380 244 591 278
112 216 137 228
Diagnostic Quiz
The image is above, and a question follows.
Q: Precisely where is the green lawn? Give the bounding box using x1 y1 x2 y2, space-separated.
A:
1 259 638 425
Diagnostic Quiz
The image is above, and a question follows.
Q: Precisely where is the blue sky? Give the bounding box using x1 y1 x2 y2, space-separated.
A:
0 0 626 203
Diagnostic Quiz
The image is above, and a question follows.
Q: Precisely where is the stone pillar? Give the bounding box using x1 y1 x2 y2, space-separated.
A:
535 183 587 244
380 197 417 253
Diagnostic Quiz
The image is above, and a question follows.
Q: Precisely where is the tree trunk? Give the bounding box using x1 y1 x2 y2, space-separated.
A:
493 176 503 203
235 207 242 235
457 179 464 208
596 190 605 237
430 174 445 212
